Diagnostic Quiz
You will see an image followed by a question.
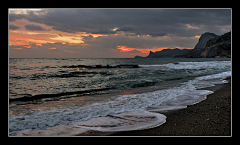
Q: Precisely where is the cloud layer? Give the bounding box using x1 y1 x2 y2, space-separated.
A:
24 24 48 31
9 9 231 58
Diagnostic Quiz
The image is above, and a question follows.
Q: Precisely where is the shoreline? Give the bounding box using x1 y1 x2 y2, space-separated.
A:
10 77 231 136
78 77 231 136
110 77 231 136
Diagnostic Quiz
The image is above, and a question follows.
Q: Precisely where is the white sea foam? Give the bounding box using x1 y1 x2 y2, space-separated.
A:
139 64 165 68
139 61 231 70
73 110 166 132
9 70 231 134
147 90 213 112
164 61 231 70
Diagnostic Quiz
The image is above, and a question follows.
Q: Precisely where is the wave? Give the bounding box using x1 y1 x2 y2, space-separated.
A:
139 61 231 70
24 70 114 80
9 87 113 105
61 64 139 69
9 71 231 134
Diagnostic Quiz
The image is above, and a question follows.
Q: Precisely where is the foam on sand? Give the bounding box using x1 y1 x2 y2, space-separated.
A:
73 110 166 132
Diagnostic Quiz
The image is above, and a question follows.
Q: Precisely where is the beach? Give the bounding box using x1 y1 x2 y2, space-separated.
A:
110 77 231 136
78 77 231 136
9 59 231 136
10 76 231 136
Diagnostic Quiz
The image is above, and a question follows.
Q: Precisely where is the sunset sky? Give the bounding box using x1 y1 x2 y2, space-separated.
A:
9 9 231 58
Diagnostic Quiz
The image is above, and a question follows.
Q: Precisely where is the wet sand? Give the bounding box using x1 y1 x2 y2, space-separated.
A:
109 77 231 136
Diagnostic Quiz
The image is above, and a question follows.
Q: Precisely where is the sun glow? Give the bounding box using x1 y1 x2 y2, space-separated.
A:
9 19 108 48
117 45 135 52
48 47 56 50
117 45 173 54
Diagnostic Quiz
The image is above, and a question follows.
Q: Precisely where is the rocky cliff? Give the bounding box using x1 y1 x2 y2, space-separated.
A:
180 32 218 58
200 31 231 58
134 31 231 58
194 32 218 50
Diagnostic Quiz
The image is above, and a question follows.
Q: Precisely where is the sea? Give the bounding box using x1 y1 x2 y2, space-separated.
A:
9 58 231 135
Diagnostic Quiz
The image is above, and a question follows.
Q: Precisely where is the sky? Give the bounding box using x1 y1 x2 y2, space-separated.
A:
9 8 231 58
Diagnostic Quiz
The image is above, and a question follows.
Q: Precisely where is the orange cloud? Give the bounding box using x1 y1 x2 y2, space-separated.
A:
117 45 171 54
9 29 65 47
135 47 169 53
89 33 108 38
9 19 108 49
48 47 57 50
117 45 135 52
36 44 42 47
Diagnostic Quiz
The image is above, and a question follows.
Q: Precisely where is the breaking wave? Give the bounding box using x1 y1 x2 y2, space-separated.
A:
9 71 231 134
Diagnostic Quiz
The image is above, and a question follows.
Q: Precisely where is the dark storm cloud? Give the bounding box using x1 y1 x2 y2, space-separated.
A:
9 24 21 30
116 27 134 32
24 24 47 31
9 9 231 36
9 13 25 21
91 29 116 34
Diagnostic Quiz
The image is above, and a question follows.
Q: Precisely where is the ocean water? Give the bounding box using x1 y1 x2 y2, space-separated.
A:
9 58 231 135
